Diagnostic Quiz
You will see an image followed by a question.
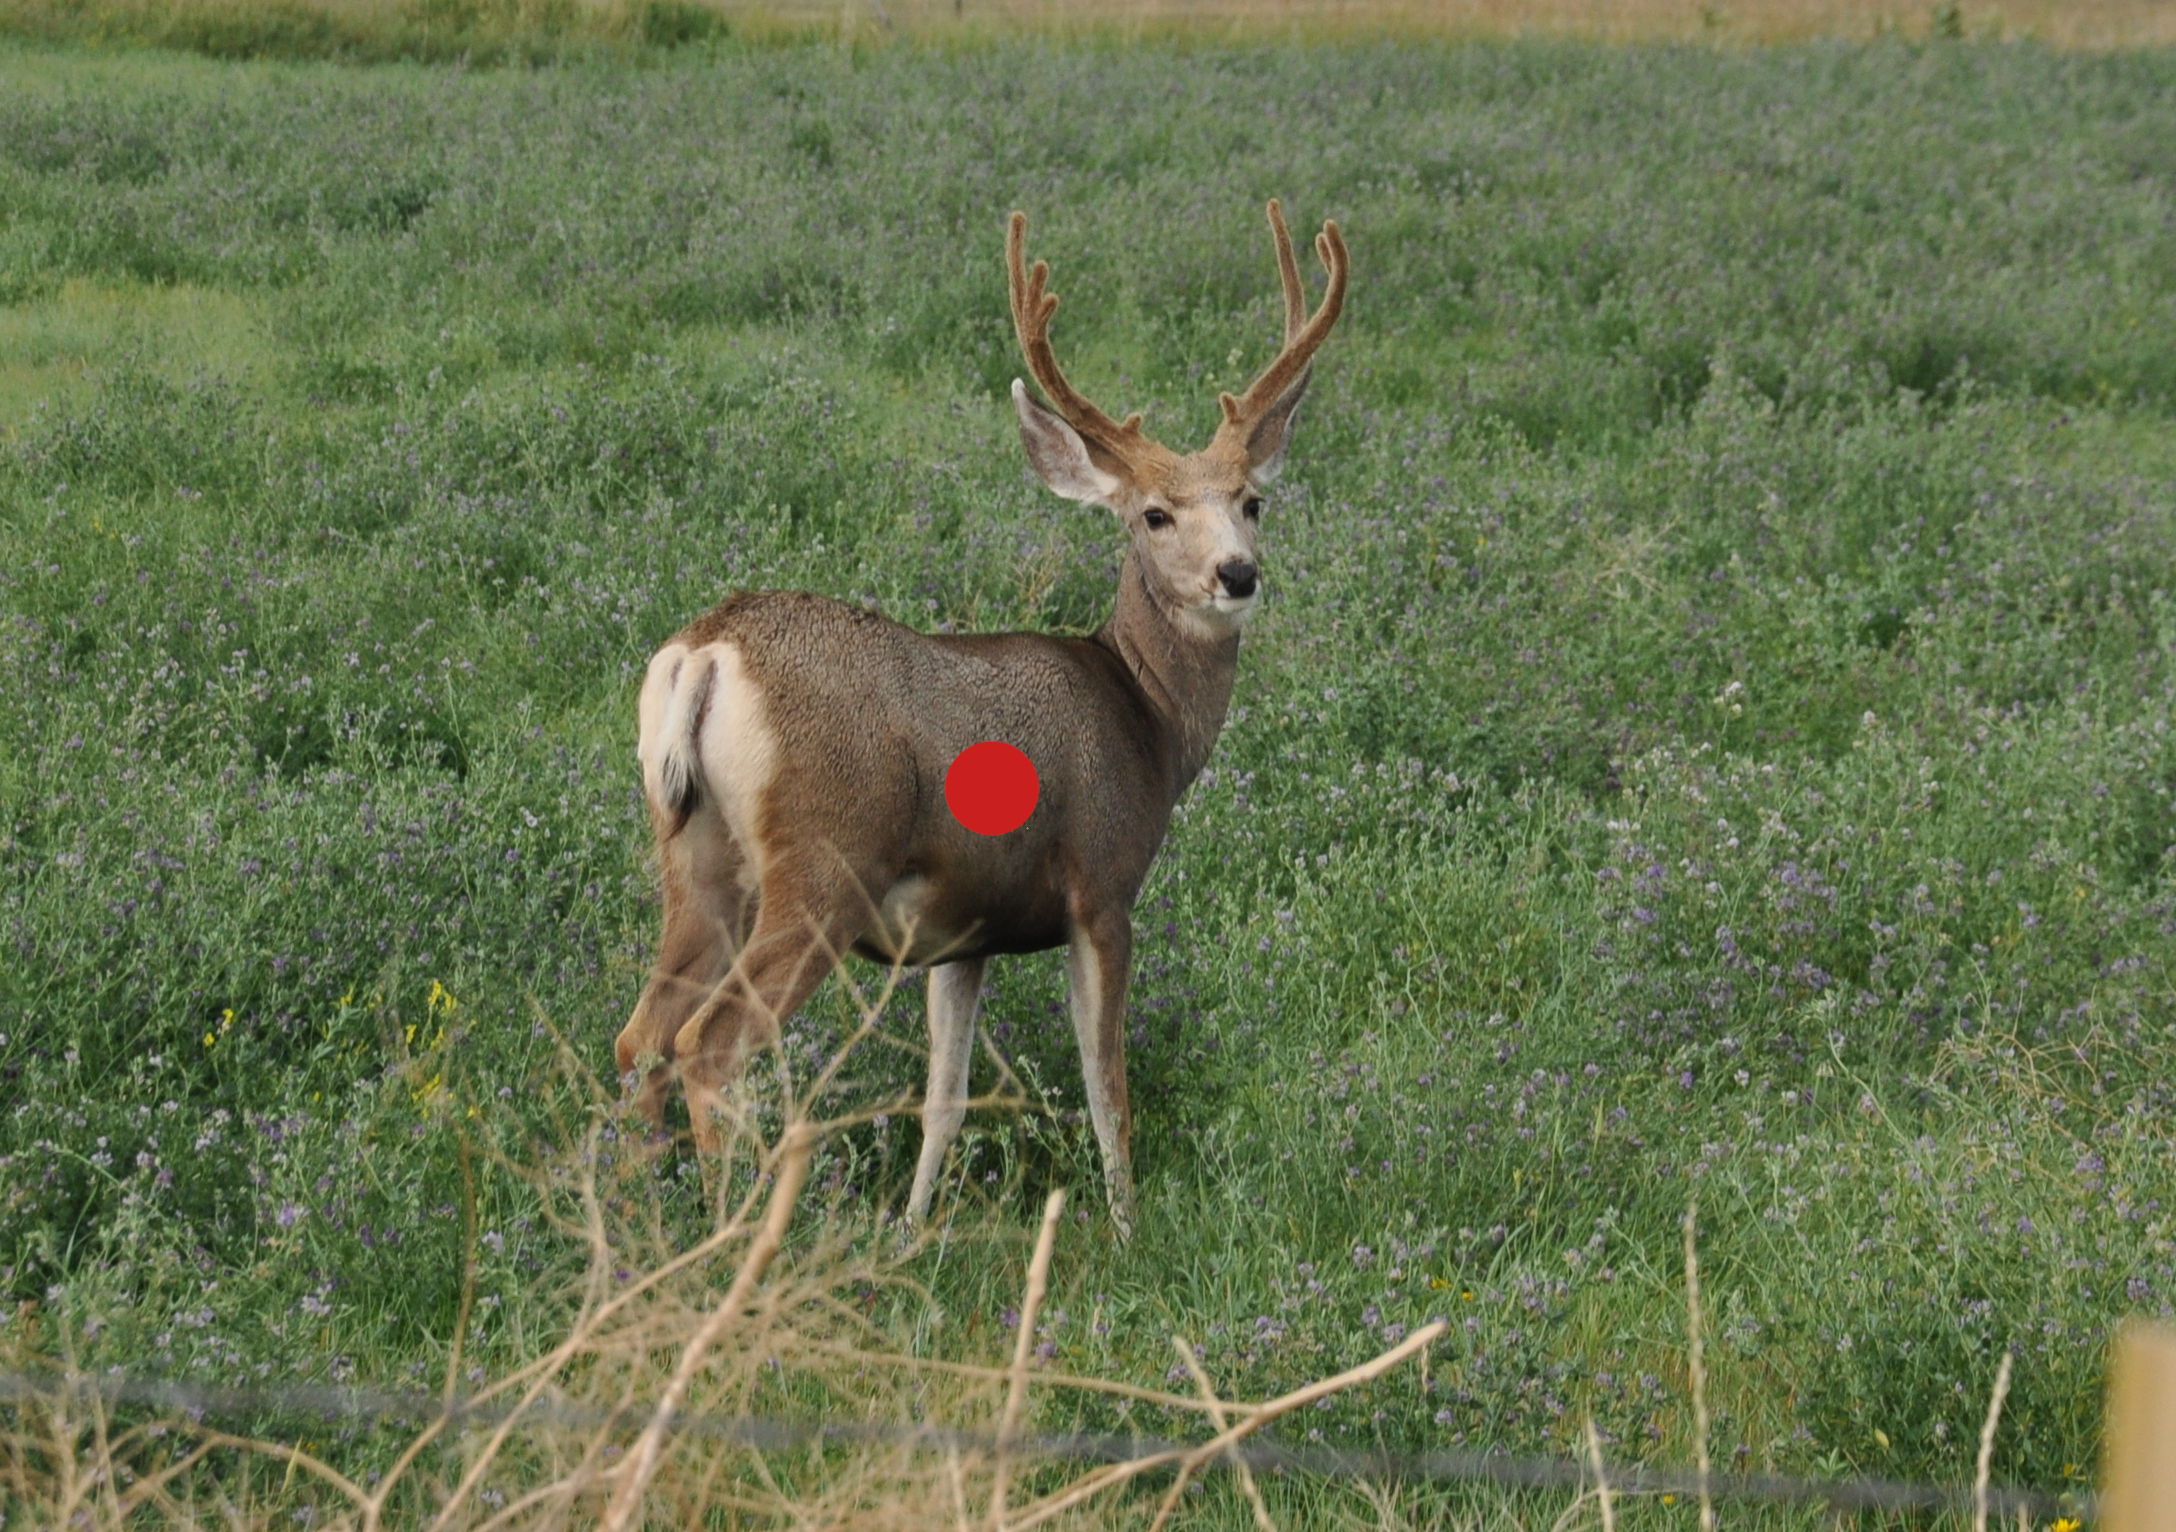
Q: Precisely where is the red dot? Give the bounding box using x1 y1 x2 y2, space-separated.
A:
945 741 1039 835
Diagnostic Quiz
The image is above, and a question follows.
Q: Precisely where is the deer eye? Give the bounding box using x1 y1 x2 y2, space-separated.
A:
1143 507 1173 530
1242 496 1263 521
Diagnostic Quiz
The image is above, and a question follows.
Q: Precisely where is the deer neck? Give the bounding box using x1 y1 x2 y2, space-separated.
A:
1096 548 1241 795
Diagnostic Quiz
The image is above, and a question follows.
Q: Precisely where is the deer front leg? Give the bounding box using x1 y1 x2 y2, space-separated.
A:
1067 909 1135 1239
906 958 985 1225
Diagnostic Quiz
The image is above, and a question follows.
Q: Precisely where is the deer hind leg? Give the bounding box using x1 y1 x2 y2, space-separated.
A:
671 849 878 1158
1067 909 1136 1239
616 803 755 1128
907 958 985 1225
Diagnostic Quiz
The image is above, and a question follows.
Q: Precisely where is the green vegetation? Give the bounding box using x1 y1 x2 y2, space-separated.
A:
2 31 2172 1521
0 0 746 66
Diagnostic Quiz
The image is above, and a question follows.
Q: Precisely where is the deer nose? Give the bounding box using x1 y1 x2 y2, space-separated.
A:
1217 559 1258 599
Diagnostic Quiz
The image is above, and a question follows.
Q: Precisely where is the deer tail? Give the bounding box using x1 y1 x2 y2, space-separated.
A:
647 649 715 840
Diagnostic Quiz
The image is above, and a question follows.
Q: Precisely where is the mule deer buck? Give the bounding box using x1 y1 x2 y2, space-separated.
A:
617 201 1347 1234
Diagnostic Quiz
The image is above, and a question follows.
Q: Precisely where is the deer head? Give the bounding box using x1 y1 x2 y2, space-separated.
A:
1007 200 1348 640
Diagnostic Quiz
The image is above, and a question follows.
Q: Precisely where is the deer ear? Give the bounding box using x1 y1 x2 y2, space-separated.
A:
1014 380 1122 504
1238 366 1311 485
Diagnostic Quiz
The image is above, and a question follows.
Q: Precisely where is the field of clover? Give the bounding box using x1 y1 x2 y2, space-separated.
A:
1 31 2173 1510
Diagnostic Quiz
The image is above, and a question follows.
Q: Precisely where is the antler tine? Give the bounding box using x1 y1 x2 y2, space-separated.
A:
1267 198 1306 344
1007 211 1146 452
1218 207 1348 432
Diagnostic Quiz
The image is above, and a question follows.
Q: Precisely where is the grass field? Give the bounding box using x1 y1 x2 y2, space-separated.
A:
5 0 2176 62
2 25 2174 1528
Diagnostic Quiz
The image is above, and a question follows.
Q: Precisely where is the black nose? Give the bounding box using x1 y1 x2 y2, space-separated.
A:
1217 559 1258 599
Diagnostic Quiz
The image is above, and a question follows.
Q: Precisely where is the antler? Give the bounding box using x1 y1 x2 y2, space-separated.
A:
1269 197 1309 344
1008 212 1163 475
1215 199 1348 439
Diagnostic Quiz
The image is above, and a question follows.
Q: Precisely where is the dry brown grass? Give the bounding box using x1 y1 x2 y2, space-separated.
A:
759 0 2176 48
0 964 1447 1532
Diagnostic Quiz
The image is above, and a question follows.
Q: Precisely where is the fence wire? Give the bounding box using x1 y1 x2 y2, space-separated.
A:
0 1367 2082 1519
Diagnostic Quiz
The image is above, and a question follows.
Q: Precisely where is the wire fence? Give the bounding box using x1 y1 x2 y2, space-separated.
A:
0 1366 2084 1520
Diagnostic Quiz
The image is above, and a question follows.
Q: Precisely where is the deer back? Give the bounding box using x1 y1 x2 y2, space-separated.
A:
644 589 1192 962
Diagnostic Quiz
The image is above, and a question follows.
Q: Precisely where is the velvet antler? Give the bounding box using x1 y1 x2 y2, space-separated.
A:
1210 199 1348 454
1007 212 1168 479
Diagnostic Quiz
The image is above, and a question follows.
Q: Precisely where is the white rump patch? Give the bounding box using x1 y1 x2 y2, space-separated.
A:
637 640 778 874
637 645 696 811
696 643 778 870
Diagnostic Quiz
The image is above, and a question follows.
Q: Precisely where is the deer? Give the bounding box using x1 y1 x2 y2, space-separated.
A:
615 200 1347 1236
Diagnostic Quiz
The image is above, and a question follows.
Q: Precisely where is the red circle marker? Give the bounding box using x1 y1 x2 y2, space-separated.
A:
945 741 1039 835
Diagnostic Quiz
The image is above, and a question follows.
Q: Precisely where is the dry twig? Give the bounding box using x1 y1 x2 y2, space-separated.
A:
1175 1335 1278 1532
1584 1415 1614 1532
1007 1322 1445 1532
1973 1349 2015 1532
602 1120 819 1532
1684 1203 1716 1532
990 1187 1066 1531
